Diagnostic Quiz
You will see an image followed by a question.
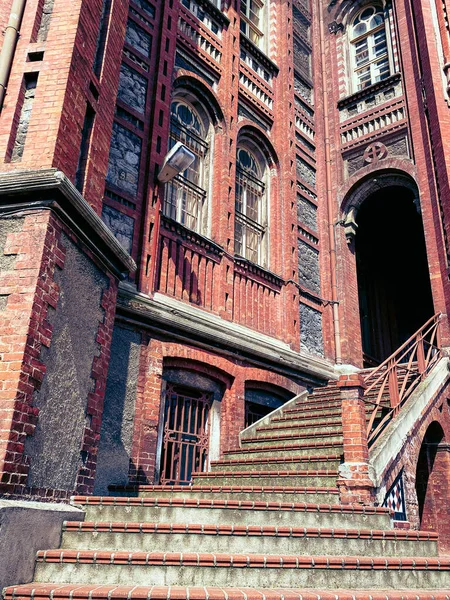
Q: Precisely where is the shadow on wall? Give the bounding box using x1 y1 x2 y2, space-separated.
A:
94 325 142 495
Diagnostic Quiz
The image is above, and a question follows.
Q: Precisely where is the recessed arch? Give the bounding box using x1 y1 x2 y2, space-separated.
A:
173 72 225 129
236 123 279 169
341 170 435 366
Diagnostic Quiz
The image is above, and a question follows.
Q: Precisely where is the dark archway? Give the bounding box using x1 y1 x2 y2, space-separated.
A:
415 421 450 551
355 185 434 366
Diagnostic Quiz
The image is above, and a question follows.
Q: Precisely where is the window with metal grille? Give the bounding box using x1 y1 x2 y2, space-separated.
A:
350 6 390 91
240 0 264 47
234 147 267 266
163 101 208 232
159 384 211 485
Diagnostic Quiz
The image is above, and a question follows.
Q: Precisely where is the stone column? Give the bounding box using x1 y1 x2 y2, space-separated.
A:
336 373 376 505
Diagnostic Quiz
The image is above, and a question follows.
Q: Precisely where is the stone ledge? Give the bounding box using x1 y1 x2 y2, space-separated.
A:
0 168 136 278
116 287 337 384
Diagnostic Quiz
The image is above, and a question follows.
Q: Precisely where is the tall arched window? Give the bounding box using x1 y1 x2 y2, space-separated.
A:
240 0 265 48
234 147 267 266
164 100 209 233
350 5 390 91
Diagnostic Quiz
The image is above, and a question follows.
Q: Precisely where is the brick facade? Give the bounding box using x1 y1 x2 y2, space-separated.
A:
0 0 449 542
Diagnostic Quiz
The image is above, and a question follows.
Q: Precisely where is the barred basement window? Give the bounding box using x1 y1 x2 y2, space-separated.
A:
164 101 209 233
234 147 267 266
351 5 390 91
240 0 264 47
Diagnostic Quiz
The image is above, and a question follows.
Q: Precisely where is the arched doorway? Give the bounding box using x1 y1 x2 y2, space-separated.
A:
354 185 434 366
415 421 450 551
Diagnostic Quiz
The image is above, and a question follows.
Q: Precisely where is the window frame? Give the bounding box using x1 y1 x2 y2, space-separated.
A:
234 146 268 267
349 5 391 92
164 99 211 234
240 0 266 50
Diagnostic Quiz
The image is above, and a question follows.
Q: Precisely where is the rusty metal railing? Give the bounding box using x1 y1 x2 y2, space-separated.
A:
363 313 442 445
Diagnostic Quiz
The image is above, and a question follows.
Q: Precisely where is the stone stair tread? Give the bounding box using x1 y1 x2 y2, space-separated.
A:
225 440 344 454
62 521 439 542
253 422 342 432
5 584 450 600
106 485 340 496
35 549 450 570
212 454 342 466
193 470 339 478
241 432 343 443
71 496 387 516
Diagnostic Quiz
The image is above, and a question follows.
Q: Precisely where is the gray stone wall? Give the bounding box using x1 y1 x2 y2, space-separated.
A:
37 0 55 42
106 122 142 196
118 63 147 114
133 0 155 18
300 303 324 357
11 76 38 162
297 194 317 231
126 19 152 57
298 239 321 294
94 325 141 495
294 72 313 105
296 156 316 187
102 205 135 253
24 233 108 491
0 217 24 310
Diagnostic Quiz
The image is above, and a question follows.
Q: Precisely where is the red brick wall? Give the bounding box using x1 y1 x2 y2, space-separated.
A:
0 210 118 499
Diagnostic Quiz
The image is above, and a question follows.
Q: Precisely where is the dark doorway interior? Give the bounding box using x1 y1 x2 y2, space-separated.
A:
415 421 445 529
355 186 434 367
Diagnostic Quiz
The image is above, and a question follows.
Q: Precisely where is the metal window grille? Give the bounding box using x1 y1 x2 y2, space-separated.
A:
163 112 208 232
234 165 266 265
159 384 211 485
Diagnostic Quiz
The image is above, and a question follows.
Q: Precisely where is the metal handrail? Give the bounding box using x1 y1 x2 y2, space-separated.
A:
363 313 442 445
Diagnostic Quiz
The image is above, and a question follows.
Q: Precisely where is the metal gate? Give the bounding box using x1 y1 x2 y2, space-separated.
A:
159 384 211 485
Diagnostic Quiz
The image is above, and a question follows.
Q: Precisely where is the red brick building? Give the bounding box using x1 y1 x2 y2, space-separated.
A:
1 0 450 588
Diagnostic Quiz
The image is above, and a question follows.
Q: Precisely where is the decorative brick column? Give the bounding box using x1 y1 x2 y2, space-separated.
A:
336 373 376 505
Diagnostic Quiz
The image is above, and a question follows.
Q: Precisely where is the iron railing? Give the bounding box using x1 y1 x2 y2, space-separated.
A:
363 313 442 445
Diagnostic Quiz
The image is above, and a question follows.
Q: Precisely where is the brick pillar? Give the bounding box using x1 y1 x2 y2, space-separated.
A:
336 373 376 505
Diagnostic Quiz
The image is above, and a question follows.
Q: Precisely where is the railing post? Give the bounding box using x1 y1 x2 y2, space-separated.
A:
417 336 426 376
336 374 376 505
388 359 400 411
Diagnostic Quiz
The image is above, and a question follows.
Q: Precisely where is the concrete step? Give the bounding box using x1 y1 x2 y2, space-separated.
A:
210 454 342 472
223 440 344 460
61 521 439 557
8 584 450 600
240 432 344 447
71 496 392 529
248 423 342 438
107 484 341 503
192 470 339 488
33 550 450 589
270 412 342 426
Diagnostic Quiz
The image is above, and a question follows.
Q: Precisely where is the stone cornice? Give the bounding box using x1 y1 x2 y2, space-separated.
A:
0 168 136 277
116 286 337 384
337 74 402 110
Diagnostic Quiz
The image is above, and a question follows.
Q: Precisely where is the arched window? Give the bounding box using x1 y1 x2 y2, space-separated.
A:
164 100 209 233
350 5 390 91
234 146 267 266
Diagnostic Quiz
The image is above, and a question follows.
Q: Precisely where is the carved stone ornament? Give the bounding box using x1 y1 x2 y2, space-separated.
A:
328 20 344 34
343 206 358 244
363 141 388 164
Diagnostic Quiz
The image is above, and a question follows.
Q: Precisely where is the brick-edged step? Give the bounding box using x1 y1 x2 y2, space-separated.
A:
210 454 342 472
240 431 344 447
71 497 392 529
192 469 339 487
6 584 450 600
32 550 450 589
270 412 342 426
223 440 344 460
61 521 438 557
248 422 343 437
287 398 342 411
107 484 340 503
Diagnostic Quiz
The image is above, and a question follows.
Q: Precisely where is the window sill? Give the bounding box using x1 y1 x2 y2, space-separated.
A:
337 73 401 110
160 214 225 258
234 255 284 288
240 34 279 75
195 0 230 25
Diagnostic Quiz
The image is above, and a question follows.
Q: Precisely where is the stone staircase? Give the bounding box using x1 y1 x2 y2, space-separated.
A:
4 384 450 600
